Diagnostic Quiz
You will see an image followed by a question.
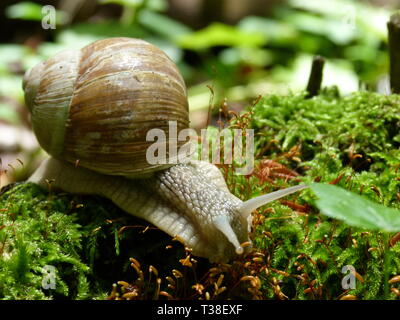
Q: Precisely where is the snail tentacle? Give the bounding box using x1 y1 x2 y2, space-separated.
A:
240 184 309 219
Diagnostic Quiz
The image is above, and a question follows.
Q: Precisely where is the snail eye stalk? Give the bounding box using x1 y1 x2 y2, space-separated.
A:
213 216 244 255
240 185 309 219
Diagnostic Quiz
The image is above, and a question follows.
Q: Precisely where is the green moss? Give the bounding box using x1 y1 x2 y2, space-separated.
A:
1 90 400 299
0 183 186 300
237 90 400 300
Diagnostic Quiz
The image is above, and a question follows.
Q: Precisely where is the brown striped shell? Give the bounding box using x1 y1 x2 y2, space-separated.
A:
23 37 189 177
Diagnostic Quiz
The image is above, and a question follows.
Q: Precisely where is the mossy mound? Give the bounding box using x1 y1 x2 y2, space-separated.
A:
229 90 400 299
0 183 187 299
1 90 400 300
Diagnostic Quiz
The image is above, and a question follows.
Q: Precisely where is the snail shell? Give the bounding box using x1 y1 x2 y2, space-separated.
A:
23 37 189 177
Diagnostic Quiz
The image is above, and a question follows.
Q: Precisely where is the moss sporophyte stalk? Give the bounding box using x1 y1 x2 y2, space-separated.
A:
1 90 400 299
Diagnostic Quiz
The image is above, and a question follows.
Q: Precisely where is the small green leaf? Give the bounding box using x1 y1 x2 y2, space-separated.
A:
100 0 167 11
138 10 192 41
100 0 143 7
311 183 400 232
6 2 68 25
5 2 43 21
178 23 266 50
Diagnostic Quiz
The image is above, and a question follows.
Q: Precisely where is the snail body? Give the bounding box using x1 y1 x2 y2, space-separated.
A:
24 38 307 262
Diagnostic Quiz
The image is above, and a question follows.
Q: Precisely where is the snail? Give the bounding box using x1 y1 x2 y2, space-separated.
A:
23 37 307 263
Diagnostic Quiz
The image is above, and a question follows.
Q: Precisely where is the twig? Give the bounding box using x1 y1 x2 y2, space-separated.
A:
388 12 400 94
305 55 325 98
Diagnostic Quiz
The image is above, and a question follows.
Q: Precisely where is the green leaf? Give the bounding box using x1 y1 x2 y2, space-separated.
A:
5 2 43 21
311 183 400 232
138 10 192 41
100 0 143 7
0 75 24 100
100 0 166 11
178 23 266 50
5 2 68 25
238 16 298 45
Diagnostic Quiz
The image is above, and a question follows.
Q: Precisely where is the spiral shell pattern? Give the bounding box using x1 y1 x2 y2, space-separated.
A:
23 37 189 177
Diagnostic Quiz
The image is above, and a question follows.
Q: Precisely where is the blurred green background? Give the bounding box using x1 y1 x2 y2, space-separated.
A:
0 0 398 186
